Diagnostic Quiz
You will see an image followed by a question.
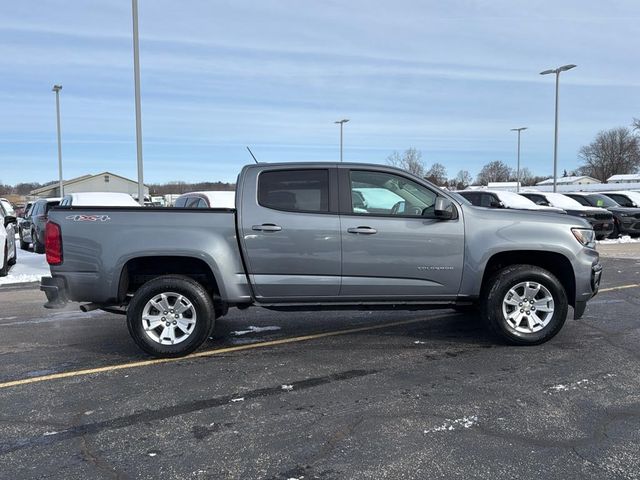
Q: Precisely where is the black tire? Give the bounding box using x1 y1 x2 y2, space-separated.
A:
0 243 8 277
127 275 215 357
19 229 30 250
33 230 45 254
481 265 568 346
609 223 620 239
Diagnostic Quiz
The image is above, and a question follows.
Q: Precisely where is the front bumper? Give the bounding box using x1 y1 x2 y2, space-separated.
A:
574 261 602 319
40 276 69 309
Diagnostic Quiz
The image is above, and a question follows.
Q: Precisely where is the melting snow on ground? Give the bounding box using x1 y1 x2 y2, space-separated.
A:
230 325 281 336
281 384 294 391
0 246 49 286
545 379 592 393
598 235 640 245
423 415 478 434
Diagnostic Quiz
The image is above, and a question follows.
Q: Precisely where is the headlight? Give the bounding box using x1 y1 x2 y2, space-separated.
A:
578 213 588 217
572 228 596 248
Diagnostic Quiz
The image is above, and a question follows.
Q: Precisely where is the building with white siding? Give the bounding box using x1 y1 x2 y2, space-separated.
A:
30 172 149 198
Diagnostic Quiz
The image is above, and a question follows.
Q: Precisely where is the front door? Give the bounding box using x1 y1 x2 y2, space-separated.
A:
339 168 464 299
239 167 341 300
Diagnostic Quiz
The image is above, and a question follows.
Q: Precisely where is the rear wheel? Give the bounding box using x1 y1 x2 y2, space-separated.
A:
609 223 620 239
481 265 568 345
127 275 215 357
19 229 30 250
33 230 45 254
8 241 16 266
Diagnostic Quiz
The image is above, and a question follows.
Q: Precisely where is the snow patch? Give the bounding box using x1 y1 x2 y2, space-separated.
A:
43 431 60 436
423 415 478 434
281 384 294 391
545 378 592 393
0 247 50 286
230 325 281 336
598 235 640 244
230 397 245 403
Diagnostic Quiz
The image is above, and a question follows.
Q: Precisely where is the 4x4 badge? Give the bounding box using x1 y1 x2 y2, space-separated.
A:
66 215 111 222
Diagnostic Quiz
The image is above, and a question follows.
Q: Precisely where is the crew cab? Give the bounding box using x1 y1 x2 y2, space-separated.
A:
41 163 602 357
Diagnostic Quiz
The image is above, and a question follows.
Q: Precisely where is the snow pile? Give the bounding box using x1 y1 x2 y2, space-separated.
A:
0 248 50 286
230 325 281 336
598 235 640 245
423 415 478 434
545 379 591 394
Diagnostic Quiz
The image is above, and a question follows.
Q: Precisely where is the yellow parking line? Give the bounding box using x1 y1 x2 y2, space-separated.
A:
599 283 640 293
0 313 456 390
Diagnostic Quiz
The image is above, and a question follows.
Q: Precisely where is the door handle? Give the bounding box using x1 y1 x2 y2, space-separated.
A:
252 223 282 232
347 226 377 235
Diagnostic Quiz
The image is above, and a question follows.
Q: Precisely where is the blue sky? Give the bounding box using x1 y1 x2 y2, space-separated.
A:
1 0 639 184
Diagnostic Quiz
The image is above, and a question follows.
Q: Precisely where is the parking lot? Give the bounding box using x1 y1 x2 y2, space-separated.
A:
0 245 639 479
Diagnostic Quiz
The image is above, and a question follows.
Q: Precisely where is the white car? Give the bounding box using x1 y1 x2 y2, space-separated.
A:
59 192 141 207
0 199 18 276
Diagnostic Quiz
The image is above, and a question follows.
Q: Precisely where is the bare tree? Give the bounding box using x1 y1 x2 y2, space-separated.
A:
633 118 640 132
476 161 513 185
424 162 448 186
450 170 472 190
577 127 640 182
386 148 425 177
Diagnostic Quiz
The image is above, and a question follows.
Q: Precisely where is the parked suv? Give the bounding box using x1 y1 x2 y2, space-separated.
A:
519 191 614 240
564 192 640 238
457 190 565 213
601 191 640 208
19 198 60 253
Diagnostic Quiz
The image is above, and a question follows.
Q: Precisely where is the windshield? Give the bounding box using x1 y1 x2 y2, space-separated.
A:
0 200 15 216
449 191 471 205
495 191 538 208
587 194 619 208
544 192 583 209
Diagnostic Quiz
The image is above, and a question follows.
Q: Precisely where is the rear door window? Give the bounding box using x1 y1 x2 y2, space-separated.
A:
258 169 329 213
174 197 187 208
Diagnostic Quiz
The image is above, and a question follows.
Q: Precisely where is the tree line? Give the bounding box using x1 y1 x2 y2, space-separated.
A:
387 117 640 188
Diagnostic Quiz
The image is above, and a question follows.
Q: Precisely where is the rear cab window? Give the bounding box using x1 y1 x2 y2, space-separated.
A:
258 169 330 213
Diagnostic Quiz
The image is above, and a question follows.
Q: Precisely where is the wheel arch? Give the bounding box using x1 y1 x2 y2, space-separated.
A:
480 250 576 308
117 255 227 316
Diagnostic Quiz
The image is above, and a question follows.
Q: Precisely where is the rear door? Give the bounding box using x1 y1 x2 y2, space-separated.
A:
239 166 341 300
338 167 465 299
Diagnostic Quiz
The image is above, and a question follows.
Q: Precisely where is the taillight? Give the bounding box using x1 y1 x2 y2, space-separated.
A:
45 221 63 265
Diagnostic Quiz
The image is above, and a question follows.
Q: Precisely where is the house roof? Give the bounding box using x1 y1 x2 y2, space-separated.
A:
536 175 599 185
607 174 640 182
30 172 143 195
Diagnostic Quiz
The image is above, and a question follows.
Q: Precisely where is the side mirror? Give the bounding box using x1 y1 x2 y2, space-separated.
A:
4 215 16 228
433 197 455 220
490 201 504 208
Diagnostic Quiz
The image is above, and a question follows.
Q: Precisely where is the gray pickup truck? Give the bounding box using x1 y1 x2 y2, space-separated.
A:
41 163 602 357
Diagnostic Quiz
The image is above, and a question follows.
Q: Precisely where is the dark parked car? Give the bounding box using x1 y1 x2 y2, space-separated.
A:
601 191 640 208
19 198 60 253
519 191 614 240
564 192 640 238
457 190 565 213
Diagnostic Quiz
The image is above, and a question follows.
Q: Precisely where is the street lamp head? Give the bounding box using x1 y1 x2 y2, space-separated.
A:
558 64 577 72
334 119 349 124
510 127 527 132
540 69 556 75
52 84 63 92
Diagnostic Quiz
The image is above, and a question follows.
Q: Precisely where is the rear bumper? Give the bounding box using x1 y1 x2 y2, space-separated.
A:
40 276 69 309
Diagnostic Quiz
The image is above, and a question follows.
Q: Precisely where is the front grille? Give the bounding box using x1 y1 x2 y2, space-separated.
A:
593 213 613 220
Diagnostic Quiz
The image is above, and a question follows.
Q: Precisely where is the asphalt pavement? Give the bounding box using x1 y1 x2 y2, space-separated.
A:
1 251 639 479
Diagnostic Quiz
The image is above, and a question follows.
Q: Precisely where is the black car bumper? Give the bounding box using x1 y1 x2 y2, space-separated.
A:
574 263 602 319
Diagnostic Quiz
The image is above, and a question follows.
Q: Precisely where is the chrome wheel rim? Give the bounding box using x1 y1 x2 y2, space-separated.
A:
142 292 197 345
502 281 554 334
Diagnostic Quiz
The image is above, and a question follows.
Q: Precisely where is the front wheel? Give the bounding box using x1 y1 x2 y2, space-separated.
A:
127 275 215 357
0 243 8 277
481 265 568 345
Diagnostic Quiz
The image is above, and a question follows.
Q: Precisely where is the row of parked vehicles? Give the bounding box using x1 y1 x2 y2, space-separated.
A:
456 189 640 239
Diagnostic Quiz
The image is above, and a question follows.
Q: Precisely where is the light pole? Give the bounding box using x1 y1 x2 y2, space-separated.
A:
131 0 145 205
540 64 576 192
334 119 349 162
510 127 527 192
52 85 64 197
